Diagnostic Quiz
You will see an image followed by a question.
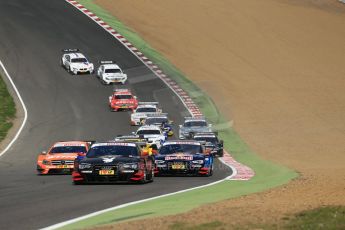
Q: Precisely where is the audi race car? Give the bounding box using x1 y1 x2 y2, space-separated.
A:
108 89 138 111
193 132 224 157
130 102 161 126
96 61 127 85
143 113 174 136
61 49 94 75
134 125 167 148
179 117 212 139
154 141 213 176
72 142 154 184
37 141 92 175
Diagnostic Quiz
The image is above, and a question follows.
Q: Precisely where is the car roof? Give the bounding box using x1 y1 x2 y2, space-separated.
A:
163 140 201 146
67 53 87 59
138 125 161 130
92 142 137 147
53 141 88 147
136 104 157 108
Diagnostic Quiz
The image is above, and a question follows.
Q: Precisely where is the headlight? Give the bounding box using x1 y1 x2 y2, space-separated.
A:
192 160 204 164
78 163 91 169
155 160 165 164
42 160 51 165
122 163 138 169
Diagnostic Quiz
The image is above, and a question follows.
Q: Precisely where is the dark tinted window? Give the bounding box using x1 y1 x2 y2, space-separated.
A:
115 95 133 99
136 107 157 113
87 145 138 158
50 146 86 154
105 69 121 73
184 121 207 127
145 117 168 125
71 58 88 63
137 129 161 135
159 144 202 155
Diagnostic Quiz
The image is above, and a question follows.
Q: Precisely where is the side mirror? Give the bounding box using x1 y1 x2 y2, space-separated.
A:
41 151 47 155
77 152 86 157
179 125 182 128
134 96 137 99
131 131 136 135
109 96 112 101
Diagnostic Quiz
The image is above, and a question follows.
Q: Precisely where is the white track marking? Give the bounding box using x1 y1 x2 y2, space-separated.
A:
0 60 28 158
41 169 236 230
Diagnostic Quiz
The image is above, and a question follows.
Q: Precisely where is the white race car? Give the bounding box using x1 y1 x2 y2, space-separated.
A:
134 125 167 148
130 102 162 126
96 61 127 85
61 49 94 75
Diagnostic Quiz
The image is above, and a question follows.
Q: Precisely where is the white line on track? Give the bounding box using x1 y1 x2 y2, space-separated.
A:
41 171 236 230
0 60 28 158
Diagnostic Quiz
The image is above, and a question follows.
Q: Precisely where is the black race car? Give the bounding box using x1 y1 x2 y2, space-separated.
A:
72 142 154 184
192 132 224 157
154 140 214 176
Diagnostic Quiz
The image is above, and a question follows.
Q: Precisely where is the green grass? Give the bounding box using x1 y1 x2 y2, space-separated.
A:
58 1 298 229
168 206 345 230
0 74 16 143
282 206 345 230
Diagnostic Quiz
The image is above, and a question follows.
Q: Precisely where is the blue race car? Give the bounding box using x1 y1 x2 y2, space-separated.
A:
154 140 213 176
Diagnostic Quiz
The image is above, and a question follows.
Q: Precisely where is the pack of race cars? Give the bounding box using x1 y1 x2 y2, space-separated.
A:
37 49 224 184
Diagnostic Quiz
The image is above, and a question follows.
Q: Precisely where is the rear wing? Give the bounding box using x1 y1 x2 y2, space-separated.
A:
62 48 79 53
99 60 116 64
138 102 159 105
145 113 168 118
184 116 206 121
113 88 130 92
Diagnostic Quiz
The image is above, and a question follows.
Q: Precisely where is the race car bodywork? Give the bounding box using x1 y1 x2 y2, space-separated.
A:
134 125 167 148
108 89 138 111
96 61 127 85
72 142 154 184
130 102 161 126
154 141 213 176
37 141 91 175
179 117 212 139
193 132 224 157
61 49 94 75
143 113 174 136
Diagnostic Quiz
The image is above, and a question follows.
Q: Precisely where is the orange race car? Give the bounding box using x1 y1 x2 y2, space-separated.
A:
37 141 93 175
108 89 138 112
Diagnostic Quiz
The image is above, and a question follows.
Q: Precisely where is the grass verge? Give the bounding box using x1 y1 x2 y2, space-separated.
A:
59 1 298 229
168 206 345 230
0 74 16 143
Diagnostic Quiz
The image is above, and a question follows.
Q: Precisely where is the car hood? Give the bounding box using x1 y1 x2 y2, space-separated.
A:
81 155 140 164
103 73 125 77
45 153 78 160
70 62 92 68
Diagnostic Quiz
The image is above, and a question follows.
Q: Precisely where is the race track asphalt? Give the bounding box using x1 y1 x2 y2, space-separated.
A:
0 0 232 229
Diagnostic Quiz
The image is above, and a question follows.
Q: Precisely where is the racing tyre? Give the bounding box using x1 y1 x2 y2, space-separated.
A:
205 165 213 177
147 167 154 183
73 180 84 185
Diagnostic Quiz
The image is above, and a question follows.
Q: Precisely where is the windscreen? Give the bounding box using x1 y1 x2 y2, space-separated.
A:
50 146 87 154
184 121 207 127
115 95 132 99
194 136 217 143
87 145 138 158
71 58 88 63
105 69 121 73
159 144 202 155
136 129 161 135
136 107 157 113
145 117 168 125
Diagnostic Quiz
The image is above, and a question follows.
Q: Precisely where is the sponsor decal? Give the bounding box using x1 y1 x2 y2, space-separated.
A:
93 142 136 147
102 156 117 163
165 155 193 161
